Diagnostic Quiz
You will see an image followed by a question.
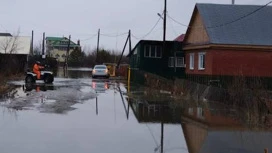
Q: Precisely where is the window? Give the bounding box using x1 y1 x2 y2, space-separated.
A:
197 107 205 119
151 46 156 57
189 53 194 70
168 57 174 67
144 45 162 58
188 108 193 115
176 57 185 67
144 46 150 57
198 52 206 70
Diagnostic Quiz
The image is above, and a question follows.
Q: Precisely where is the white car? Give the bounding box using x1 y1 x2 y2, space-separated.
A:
92 65 110 78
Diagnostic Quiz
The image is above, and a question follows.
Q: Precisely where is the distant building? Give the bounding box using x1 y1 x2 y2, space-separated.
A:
0 33 31 73
46 37 80 63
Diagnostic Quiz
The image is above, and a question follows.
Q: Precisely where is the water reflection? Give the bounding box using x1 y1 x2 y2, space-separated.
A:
92 79 110 93
126 82 272 153
181 101 272 153
23 83 55 92
57 67 92 78
1 81 96 114
126 84 184 153
2 68 272 153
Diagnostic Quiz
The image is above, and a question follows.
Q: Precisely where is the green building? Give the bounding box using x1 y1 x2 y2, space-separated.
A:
46 37 80 63
128 40 185 79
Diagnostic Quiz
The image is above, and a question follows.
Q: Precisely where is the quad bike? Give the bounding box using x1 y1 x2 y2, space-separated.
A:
25 65 54 83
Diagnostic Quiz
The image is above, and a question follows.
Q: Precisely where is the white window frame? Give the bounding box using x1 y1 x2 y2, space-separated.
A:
168 57 174 67
176 57 185 67
144 45 162 58
188 108 193 115
189 53 194 70
197 107 204 119
198 52 206 70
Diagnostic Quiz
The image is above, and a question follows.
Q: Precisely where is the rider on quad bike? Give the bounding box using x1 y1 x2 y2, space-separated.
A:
33 61 44 80
25 61 54 83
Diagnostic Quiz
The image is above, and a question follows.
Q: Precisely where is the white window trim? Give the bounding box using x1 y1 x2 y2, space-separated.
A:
175 57 185 67
168 57 174 67
144 46 150 57
197 107 205 119
189 53 194 70
144 45 162 58
198 52 206 70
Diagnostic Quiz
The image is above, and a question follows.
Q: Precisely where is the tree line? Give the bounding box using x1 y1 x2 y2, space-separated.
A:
34 45 129 68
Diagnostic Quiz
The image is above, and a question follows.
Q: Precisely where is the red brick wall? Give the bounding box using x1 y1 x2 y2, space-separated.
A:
186 49 272 77
212 49 272 77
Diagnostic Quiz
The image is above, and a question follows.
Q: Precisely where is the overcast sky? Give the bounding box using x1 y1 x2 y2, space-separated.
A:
0 0 269 54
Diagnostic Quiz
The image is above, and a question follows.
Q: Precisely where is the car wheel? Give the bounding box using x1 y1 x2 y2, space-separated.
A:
25 75 35 83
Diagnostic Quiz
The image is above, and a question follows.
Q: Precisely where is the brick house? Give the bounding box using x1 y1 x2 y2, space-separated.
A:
183 3 272 86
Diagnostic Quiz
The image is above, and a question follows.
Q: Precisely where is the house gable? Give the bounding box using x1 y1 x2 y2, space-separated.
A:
184 7 210 46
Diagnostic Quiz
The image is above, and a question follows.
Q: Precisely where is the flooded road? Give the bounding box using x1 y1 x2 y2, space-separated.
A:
0 68 272 153
0 68 186 153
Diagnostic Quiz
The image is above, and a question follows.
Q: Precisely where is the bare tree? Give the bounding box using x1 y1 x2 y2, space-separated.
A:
33 41 42 55
0 29 22 74
0 29 21 54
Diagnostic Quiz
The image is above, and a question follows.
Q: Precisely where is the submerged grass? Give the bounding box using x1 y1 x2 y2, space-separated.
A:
0 73 24 96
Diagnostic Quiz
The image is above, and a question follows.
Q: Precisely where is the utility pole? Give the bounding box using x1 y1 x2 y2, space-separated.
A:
96 29 100 64
42 32 45 56
128 30 132 54
117 31 129 68
65 35 71 68
232 0 235 4
163 0 167 43
30 30 34 56
161 1 166 153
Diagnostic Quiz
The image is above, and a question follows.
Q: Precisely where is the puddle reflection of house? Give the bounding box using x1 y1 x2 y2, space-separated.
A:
128 98 182 124
181 102 272 153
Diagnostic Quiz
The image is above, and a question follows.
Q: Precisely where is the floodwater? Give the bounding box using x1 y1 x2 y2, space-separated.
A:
0 68 271 153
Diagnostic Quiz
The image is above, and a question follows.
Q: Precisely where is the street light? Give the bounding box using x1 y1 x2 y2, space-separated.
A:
157 13 163 19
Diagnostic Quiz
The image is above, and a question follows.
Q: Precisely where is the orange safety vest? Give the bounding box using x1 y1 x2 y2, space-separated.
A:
33 64 40 72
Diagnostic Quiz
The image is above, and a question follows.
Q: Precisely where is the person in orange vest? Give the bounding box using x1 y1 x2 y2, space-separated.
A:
33 61 44 79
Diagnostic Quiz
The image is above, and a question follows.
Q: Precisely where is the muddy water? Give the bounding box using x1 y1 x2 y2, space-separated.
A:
0 69 186 153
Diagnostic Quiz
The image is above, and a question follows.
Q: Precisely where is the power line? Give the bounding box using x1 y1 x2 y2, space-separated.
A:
81 31 128 41
142 17 162 39
167 0 272 29
132 17 162 40
167 14 189 27
168 17 179 36
81 34 97 41
131 33 141 40
207 0 272 28
100 32 128 37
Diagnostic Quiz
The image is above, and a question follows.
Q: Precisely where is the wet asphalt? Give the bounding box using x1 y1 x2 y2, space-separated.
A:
0 68 186 153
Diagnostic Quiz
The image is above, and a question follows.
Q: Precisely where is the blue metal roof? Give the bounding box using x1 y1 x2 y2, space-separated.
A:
197 3 272 46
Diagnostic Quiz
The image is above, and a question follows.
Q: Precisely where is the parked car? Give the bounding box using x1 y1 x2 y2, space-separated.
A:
92 65 110 78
